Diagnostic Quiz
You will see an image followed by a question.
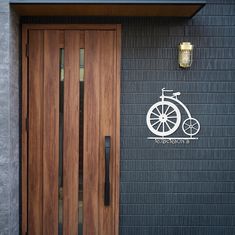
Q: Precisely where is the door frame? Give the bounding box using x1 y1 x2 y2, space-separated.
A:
21 24 121 235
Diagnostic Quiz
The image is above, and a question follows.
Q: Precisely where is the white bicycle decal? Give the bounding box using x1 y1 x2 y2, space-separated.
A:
146 88 200 139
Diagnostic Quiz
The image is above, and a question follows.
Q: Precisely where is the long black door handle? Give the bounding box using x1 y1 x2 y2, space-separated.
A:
104 136 111 206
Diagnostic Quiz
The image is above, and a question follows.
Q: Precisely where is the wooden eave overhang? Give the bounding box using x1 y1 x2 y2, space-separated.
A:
10 0 206 17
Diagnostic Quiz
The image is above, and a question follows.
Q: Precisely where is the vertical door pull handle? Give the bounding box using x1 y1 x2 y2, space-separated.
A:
104 136 111 206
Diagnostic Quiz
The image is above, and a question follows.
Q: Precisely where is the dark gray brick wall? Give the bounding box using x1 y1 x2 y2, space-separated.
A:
119 1 235 234
119 2 235 234
20 0 235 234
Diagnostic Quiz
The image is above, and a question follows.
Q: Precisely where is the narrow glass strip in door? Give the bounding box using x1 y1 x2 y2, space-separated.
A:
79 48 84 234
59 48 64 235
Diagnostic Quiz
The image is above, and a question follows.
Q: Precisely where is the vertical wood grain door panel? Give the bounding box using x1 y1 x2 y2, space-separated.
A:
25 25 120 235
28 30 61 235
98 30 116 235
43 30 60 235
63 30 81 235
83 29 119 235
83 30 100 235
28 30 44 235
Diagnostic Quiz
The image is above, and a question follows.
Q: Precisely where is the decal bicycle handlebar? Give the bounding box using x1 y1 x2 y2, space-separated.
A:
162 88 174 96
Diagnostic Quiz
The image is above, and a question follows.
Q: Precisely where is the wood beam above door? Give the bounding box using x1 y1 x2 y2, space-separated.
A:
12 1 205 17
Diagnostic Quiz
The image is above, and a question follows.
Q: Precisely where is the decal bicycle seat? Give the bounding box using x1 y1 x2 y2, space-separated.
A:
173 92 181 96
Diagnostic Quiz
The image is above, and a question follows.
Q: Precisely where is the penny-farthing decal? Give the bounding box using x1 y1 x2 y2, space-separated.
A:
146 88 200 141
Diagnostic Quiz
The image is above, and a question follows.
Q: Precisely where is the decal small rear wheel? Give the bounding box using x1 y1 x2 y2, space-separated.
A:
182 118 200 136
146 101 181 137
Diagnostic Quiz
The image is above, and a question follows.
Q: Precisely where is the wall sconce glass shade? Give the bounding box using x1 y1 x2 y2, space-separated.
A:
178 42 193 68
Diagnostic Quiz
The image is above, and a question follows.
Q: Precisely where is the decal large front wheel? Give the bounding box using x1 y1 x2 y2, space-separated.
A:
146 101 181 137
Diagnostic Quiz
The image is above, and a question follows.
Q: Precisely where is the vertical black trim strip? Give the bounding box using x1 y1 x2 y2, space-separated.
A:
58 48 64 235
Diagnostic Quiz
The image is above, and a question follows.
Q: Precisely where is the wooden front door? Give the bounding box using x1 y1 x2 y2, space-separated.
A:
22 25 121 235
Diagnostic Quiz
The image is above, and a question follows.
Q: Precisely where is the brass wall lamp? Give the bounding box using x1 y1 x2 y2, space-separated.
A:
178 42 194 68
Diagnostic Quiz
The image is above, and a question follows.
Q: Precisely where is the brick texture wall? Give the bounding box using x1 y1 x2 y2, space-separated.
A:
119 1 235 234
